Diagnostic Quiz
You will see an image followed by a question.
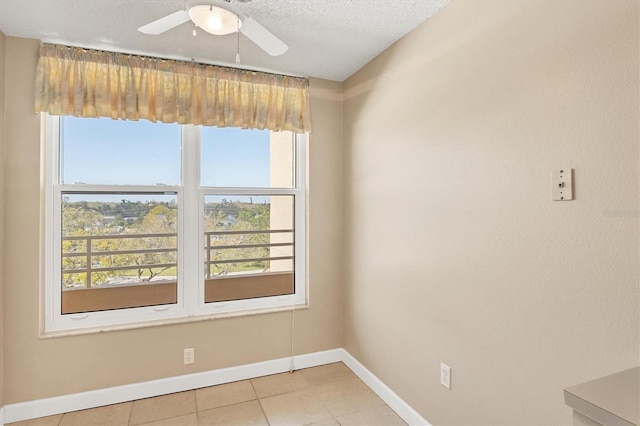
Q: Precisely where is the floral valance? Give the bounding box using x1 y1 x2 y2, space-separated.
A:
34 43 312 133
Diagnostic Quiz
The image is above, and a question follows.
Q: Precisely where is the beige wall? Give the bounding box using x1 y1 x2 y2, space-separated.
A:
0 30 6 409
1 37 343 403
2 2 637 423
343 0 639 424
306 78 344 349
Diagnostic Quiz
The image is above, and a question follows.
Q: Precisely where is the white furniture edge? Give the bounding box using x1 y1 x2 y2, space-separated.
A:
564 391 636 426
3 348 430 425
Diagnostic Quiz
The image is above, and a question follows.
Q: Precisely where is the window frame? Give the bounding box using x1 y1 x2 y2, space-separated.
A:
42 114 307 334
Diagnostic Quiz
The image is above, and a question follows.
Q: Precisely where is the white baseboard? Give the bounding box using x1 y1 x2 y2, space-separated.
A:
340 350 431 426
4 348 342 424
4 348 430 425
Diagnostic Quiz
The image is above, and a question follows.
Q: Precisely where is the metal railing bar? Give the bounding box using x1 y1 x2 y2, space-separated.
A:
206 229 293 236
87 237 93 288
208 256 293 265
208 270 294 279
64 263 176 274
206 233 211 279
63 248 177 257
63 233 177 241
206 242 293 250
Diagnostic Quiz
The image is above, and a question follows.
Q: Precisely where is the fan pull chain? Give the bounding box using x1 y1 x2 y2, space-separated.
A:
235 16 241 64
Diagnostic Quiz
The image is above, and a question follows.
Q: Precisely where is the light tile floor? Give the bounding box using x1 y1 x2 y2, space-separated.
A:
8 362 407 426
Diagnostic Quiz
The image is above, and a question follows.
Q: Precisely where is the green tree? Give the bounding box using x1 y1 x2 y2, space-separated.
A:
61 201 178 288
115 204 178 282
205 201 271 277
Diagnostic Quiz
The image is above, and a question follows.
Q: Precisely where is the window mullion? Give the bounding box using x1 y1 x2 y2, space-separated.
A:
181 125 201 312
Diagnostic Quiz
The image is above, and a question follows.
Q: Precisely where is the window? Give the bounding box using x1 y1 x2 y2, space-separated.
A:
43 115 306 333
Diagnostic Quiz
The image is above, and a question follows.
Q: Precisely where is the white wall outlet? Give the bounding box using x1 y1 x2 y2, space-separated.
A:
552 169 573 201
440 363 451 389
184 348 194 365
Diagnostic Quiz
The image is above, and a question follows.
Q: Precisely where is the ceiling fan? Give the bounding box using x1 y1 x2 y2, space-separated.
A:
137 1 288 57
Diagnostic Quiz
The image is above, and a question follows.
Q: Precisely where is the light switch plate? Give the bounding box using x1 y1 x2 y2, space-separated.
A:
552 169 573 201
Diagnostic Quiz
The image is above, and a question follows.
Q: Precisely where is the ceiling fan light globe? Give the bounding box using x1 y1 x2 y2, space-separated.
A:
188 5 241 36
207 14 223 31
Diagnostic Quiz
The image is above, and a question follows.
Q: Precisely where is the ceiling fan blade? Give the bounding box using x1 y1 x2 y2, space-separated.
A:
138 10 190 35
240 16 289 56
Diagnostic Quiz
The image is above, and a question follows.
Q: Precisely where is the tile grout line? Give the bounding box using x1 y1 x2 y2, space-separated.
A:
310 363 395 424
190 390 198 424
193 387 199 422
126 400 134 426
249 379 271 426
306 365 347 425
311 384 340 425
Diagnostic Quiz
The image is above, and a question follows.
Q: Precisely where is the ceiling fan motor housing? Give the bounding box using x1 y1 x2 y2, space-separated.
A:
188 4 241 35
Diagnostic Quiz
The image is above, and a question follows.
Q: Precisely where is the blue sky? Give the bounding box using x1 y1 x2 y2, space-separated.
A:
201 126 270 188
60 116 271 187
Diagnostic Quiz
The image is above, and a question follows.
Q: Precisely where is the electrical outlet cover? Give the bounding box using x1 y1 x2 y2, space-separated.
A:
440 363 451 389
184 348 194 365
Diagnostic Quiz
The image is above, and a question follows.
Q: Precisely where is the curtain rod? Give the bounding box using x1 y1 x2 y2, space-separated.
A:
43 42 308 80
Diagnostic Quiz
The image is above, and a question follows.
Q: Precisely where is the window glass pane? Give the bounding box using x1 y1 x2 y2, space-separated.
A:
204 195 294 302
200 127 294 188
61 193 178 314
60 117 181 185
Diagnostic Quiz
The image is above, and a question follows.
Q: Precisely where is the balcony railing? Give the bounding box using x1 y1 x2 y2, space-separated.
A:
61 230 295 313
62 233 178 289
204 229 295 279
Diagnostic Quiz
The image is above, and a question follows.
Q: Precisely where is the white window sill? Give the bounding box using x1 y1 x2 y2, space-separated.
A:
39 302 310 339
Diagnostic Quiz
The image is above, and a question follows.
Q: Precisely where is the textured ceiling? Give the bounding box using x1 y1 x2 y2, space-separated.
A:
0 0 449 81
